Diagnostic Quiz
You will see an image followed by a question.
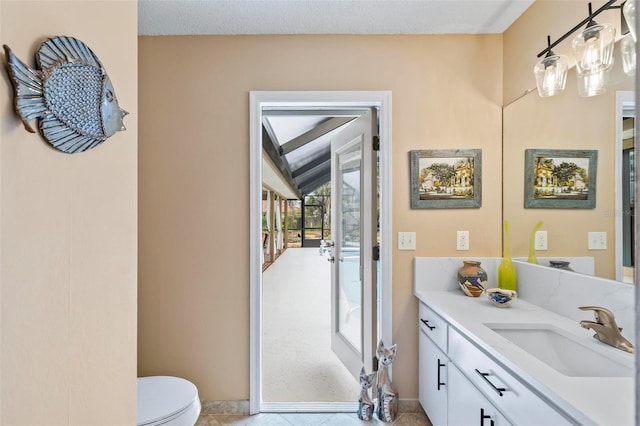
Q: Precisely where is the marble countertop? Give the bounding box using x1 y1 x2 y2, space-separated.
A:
414 289 635 426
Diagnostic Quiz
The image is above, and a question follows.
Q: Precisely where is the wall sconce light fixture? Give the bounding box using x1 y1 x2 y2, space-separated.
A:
623 0 636 40
620 32 636 76
534 0 635 97
533 36 569 97
621 0 637 75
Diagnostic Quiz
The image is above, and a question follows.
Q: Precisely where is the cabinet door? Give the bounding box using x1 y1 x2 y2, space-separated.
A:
448 328 575 425
448 364 512 426
419 328 448 426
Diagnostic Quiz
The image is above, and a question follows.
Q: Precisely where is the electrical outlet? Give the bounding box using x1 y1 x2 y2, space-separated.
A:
588 232 607 250
398 232 416 250
456 230 470 251
534 230 548 250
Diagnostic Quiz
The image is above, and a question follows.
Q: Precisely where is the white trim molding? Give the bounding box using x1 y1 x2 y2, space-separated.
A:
249 91 393 414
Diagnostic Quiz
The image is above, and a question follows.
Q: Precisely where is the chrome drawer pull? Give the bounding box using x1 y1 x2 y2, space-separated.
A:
480 408 495 426
437 359 446 390
475 369 506 396
420 318 436 330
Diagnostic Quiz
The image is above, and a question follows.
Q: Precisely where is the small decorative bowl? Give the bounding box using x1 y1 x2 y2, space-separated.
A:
486 288 517 308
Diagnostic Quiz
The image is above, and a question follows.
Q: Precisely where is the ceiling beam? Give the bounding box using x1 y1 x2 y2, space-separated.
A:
300 174 331 196
261 127 302 199
280 116 354 155
295 162 330 188
291 151 331 178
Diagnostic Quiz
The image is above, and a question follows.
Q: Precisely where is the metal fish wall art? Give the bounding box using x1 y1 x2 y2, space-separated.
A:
3 36 128 154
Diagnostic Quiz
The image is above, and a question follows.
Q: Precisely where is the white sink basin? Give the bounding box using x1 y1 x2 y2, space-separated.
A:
484 323 633 378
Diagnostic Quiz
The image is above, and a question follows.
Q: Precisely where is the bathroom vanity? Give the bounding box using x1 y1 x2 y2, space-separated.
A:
414 257 635 426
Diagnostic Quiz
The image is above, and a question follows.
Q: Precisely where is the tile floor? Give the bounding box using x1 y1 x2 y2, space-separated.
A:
263 247 360 402
196 411 432 425
208 248 434 425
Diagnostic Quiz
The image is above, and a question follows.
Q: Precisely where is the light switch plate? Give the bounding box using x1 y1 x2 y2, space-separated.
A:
398 232 416 250
456 231 470 251
534 231 548 250
588 232 607 250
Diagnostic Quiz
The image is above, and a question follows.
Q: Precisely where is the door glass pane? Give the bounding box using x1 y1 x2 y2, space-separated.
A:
285 200 302 248
304 205 323 229
338 145 361 351
303 204 323 243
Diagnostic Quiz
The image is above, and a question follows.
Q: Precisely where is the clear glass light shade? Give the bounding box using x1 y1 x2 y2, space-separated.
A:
623 0 636 42
571 22 616 74
576 69 606 97
621 33 636 76
533 53 569 97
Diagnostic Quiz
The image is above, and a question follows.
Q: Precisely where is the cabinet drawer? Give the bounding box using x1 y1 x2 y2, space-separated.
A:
449 329 575 425
448 363 512 426
419 302 448 351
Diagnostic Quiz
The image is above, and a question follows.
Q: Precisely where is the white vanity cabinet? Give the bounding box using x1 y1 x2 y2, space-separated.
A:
448 328 574 425
418 303 449 425
447 364 511 426
419 328 448 425
418 301 576 426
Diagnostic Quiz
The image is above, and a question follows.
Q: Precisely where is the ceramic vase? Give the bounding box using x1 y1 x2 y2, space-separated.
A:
457 260 487 297
549 260 574 271
498 221 518 292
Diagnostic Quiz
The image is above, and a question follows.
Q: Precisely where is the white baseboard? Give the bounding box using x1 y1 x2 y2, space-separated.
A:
201 398 423 416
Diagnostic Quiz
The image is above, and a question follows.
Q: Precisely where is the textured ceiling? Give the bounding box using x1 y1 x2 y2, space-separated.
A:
138 0 534 36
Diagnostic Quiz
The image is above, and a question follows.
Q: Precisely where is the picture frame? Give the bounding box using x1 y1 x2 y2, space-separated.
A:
410 149 482 209
524 149 598 209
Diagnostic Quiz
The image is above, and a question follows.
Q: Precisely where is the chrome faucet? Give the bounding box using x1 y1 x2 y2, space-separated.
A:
579 306 634 353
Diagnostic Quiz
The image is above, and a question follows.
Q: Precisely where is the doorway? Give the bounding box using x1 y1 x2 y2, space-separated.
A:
302 195 328 248
249 91 393 414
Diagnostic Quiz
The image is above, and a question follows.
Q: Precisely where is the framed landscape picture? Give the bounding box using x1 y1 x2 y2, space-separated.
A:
410 149 482 209
524 149 598 209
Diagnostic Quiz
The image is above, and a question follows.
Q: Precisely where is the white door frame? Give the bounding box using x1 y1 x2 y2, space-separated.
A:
615 91 635 282
249 91 393 414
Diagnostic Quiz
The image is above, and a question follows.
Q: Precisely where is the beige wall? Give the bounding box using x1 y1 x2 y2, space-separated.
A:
503 1 634 279
138 34 504 401
0 1 138 424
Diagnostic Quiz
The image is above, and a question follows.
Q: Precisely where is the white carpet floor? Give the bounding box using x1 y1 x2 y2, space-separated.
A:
262 248 361 403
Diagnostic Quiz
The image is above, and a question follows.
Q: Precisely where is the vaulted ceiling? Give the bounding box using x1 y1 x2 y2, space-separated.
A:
262 110 364 198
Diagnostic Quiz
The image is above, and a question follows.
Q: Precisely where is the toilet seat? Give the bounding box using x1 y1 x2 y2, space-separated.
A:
137 376 201 426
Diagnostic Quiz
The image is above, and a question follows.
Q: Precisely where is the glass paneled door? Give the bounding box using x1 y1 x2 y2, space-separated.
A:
330 109 378 379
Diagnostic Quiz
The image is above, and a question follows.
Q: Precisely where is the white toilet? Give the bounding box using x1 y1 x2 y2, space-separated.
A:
137 376 201 426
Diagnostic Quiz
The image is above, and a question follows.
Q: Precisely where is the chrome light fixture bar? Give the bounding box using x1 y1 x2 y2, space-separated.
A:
534 0 635 97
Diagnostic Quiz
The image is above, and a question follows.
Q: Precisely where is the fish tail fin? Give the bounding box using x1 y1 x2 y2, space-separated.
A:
3 45 46 133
